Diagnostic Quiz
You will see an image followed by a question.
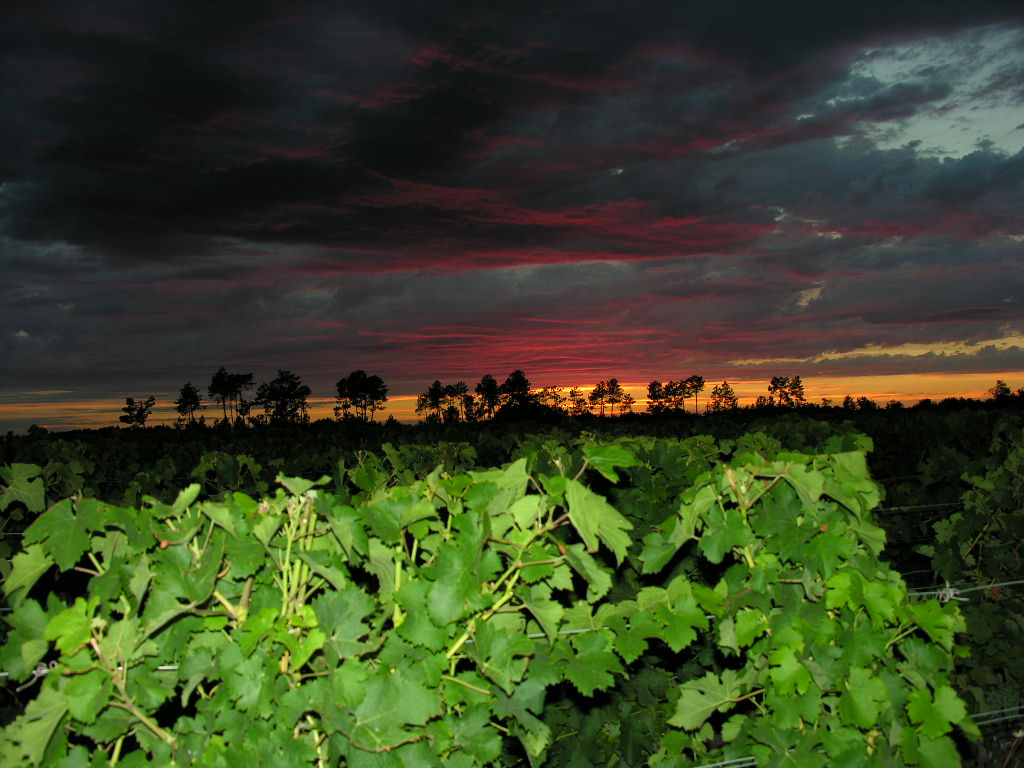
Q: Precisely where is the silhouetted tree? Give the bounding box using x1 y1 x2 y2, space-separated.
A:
208 367 254 425
646 379 692 413
606 379 626 415
173 382 204 426
708 381 739 411
989 379 1013 400
498 370 535 409
767 375 805 407
442 381 471 422
768 376 791 406
335 370 389 421
475 375 500 419
416 380 446 421
842 394 856 410
537 386 567 412
855 396 879 410
254 370 311 424
589 380 610 416
684 375 705 412
619 392 636 414
788 375 806 406
567 386 589 416
119 396 155 428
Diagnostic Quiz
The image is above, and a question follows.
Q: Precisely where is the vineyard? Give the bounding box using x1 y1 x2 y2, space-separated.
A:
0 406 1022 766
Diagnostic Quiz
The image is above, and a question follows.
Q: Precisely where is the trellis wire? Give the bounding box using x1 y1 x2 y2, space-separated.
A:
875 501 963 513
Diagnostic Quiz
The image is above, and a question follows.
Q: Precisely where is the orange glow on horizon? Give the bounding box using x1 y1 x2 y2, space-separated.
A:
1 372 1021 432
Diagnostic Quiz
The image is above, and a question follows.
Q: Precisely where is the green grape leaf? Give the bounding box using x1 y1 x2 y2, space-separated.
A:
349 670 440 752
0 599 49 679
562 631 623 696
276 474 328 496
838 667 888 729
669 670 745 730
492 685 552 759
561 543 612 603
44 599 94 656
21 500 89 571
698 506 750 564
471 621 533 695
769 646 813 696
648 592 709 653
522 584 564 643
565 478 633 565
3 544 53 610
0 463 45 514
171 483 202 516
63 668 111 724
581 443 638 483
2 685 68 765
396 579 448 651
452 704 504 763
199 499 236 536
296 550 350 590
638 528 678 575
916 734 961 767
908 600 965 652
314 587 375 659
907 685 966 739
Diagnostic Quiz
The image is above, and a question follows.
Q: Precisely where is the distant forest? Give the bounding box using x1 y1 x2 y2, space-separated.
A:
110 368 1024 430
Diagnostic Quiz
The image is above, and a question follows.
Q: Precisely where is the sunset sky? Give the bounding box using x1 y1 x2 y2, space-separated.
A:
2 1 1023 430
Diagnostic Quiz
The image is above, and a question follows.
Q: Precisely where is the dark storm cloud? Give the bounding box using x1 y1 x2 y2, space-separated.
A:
2 1 1023 427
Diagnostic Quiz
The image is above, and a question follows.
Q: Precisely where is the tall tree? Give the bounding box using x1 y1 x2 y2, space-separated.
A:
619 392 636 414
474 375 500 419
708 381 739 411
646 379 691 413
208 367 254 425
989 379 1012 399
589 380 610 416
498 370 534 409
119 396 156 428
788 375 806 406
415 380 446 422
253 370 311 425
442 381 470 423
768 376 791 406
767 375 805 407
567 386 589 416
684 375 705 413
646 381 665 414
537 386 567 412
605 379 625 416
173 382 204 426
335 370 389 421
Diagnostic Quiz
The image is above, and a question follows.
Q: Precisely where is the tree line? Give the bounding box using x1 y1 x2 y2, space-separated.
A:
117 369 1023 428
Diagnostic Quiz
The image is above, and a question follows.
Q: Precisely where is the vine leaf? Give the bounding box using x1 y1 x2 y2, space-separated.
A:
565 478 633 564
580 443 638 483
838 667 888 728
3 544 54 608
1 685 68 766
906 685 966 739
668 670 745 730
0 463 45 514
561 631 623 696
349 670 439 751
22 500 90 571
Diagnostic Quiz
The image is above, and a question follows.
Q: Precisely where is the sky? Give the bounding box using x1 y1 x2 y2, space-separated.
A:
2 1 1023 430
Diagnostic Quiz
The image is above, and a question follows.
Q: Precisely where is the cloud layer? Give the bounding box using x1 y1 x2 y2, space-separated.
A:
2 1 1023 426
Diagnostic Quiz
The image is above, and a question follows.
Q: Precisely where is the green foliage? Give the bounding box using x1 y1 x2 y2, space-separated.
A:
0 435 977 767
